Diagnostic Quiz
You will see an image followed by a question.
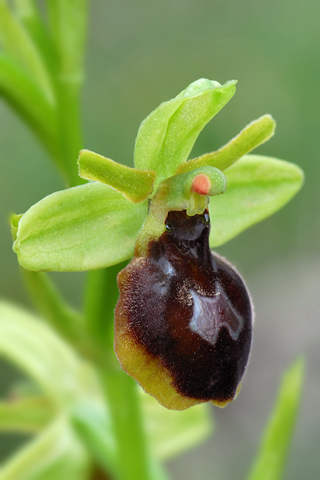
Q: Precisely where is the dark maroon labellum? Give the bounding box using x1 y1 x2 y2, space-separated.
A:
115 210 253 408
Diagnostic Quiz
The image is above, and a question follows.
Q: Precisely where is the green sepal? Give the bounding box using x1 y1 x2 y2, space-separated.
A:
13 182 147 271
134 78 236 183
78 149 156 203
209 155 304 247
10 212 23 242
176 114 276 174
248 358 305 480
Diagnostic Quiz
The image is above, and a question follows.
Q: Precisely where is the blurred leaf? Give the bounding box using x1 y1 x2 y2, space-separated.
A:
0 53 58 155
141 390 213 461
0 396 54 433
14 182 147 271
13 0 58 74
0 416 90 480
78 149 156 203
248 358 305 480
71 401 117 477
134 78 236 183
209 155 304 247
0 301 84 407
47 0 87 85
176 114 276 174
20 270 86 351
0 0 54 102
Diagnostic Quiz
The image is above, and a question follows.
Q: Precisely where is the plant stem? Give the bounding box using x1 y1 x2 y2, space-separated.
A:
99 365 151 480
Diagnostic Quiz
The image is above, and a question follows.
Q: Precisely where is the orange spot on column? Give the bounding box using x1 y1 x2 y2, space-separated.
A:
191 174 211 195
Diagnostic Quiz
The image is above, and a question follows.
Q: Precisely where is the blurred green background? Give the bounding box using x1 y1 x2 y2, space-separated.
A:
0 1 319 478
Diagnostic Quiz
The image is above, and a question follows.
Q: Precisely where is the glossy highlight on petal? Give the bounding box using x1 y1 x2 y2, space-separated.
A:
115 210 253 410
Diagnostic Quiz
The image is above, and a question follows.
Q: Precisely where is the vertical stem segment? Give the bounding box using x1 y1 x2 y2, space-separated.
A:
99 366 151 480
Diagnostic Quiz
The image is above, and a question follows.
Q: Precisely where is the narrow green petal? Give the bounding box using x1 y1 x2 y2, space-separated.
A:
78 149 156 203
134 78 236 183
176 114 276 174
14 182 147 271
248 358 305 480
209 155 304 247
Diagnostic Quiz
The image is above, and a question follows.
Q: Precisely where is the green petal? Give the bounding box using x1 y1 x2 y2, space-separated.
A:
78 149 156 202
13 182 147 271
248 358 305 480
209 155 304 247
176 114 276 174
134 78 236 184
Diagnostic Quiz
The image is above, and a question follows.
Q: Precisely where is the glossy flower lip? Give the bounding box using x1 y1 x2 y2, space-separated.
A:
115 210 253 410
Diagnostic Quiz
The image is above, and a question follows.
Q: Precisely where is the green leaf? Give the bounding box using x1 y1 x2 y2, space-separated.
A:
0 396 54 433
0 53 58 155
209 155 304 247
141 390 213 461
13 0 58 75
20 270 86 351
78 149 156 203
13 182 147 272
0 301 84 407
176 114 276 174
134 78 236 183
0 0 54 102
47 0 87 87
248 358 305 480
71 402 117 478
0 416 90 480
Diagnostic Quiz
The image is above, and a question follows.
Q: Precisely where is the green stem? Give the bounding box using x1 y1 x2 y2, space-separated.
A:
99 365 151 480
84 262 127 353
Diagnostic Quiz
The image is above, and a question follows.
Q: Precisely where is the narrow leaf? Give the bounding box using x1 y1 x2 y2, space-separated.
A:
0 0 54 102
13 0 58 74
141 390 213 461
47 0 87 86
71 402 117 478
21 270 86 350
176 114 276 174
248 358 305 480
134 78 236 182
0 396 54 433
0 53 58 155
0 301 84 406
13 182 147 271
0 416 89 480
78 149 156 202
209 155 304 247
